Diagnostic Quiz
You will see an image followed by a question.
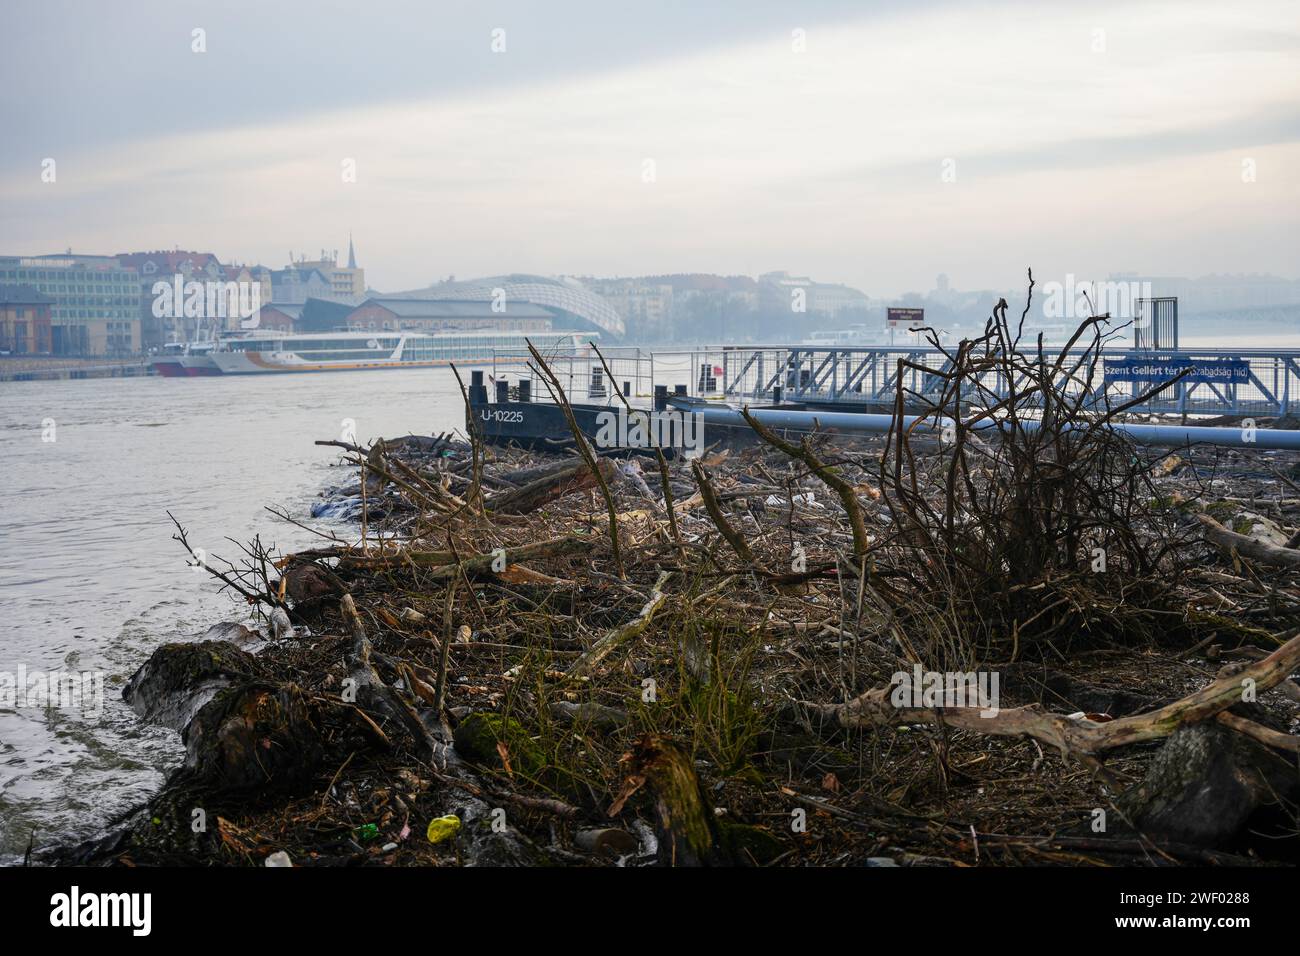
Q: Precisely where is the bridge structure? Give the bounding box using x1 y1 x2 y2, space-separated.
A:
714 345 1300 419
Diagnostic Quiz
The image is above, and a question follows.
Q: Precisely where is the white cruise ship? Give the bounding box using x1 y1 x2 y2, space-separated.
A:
207 330 585 375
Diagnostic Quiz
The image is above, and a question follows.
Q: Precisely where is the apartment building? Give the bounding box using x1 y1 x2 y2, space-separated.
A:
0 255 141 355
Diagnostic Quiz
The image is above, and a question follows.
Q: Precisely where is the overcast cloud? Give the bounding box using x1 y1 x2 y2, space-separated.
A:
1 0 1296 296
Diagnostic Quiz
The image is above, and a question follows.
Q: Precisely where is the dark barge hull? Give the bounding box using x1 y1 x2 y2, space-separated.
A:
467 393 880 455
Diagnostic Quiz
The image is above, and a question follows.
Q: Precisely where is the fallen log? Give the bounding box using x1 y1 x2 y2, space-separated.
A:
1216 710 1300 753
608 735 727 866
501 456 589 487
306 534 596 575
182 682 323 790
340 593 439 756
1116 720 1299 846
488 457 619 515
795 627 1300 761
1198 513 1300 569
549 700 630 729
122 640 262 731
420 535 596 582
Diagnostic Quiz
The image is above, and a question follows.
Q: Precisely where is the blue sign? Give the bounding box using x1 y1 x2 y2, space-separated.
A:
1103 356 1250 385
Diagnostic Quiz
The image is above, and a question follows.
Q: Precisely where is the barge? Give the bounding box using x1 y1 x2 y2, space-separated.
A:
465 343 1300 455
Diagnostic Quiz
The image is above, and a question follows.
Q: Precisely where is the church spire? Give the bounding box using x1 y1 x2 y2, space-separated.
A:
347 232 357 269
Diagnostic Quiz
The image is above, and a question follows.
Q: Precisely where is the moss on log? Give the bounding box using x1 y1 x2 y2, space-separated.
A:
182 682 323 791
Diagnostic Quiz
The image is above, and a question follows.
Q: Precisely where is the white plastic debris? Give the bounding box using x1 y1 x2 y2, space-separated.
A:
765 492 818 507
264 851 292 867
629 818 658 859
269 606 295 640
618 459 654 498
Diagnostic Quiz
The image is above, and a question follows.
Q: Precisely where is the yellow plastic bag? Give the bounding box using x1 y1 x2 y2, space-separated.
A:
426 815 462 844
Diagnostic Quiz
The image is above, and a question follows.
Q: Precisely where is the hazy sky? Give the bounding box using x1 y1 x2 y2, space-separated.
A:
1 0 1297 297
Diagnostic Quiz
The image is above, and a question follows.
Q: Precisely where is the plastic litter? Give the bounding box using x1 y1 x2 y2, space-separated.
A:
426 815 462 844
354 822 379 842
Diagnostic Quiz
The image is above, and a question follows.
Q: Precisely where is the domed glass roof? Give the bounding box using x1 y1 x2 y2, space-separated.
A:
397 274 624 336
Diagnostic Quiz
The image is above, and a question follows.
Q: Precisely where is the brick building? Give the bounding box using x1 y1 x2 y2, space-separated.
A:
256 303 301 333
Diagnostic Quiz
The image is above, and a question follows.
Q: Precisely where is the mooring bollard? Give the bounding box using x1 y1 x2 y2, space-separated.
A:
469 369 488 406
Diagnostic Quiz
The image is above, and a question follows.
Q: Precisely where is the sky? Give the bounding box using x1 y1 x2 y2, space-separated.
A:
1 0 1297 298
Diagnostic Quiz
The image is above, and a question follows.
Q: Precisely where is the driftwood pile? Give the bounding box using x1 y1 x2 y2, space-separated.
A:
55 306 1300 867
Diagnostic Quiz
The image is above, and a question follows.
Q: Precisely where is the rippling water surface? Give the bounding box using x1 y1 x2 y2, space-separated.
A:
0 368 466 858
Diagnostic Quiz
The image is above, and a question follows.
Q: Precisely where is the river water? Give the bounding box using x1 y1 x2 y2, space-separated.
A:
0 368 467 859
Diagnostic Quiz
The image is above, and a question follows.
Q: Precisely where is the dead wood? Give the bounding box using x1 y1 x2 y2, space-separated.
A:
1198 512 1300 569
117 287 1300 868
340 593 439 756
797 627 1300 762
609 735 728 866
740 406 874 556
565 571 671 679
691 459 753 563
301 534 595 576
528 339 625 576
488 457 619 515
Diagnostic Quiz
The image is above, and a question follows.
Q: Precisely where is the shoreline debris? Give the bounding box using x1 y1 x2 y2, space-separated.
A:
47 292 1300 867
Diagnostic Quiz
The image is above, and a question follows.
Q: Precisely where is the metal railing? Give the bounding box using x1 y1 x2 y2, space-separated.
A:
716 345 1300 418
490 346 732 406
487 343 1300 418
